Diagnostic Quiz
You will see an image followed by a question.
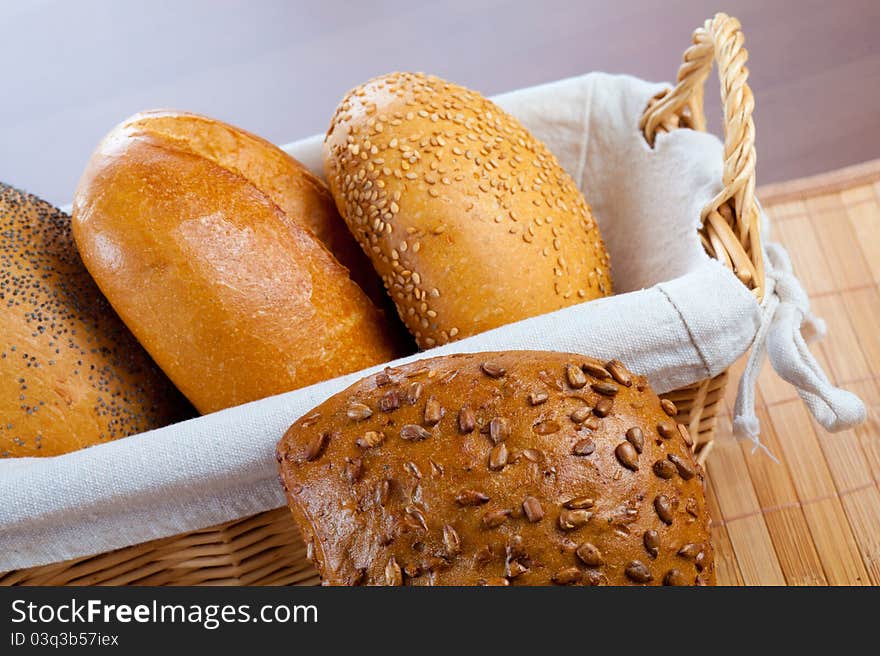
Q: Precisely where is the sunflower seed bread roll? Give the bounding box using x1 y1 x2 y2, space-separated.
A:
277 351 714 586
73 111 403 414
323 73 613 349
1 184 189 457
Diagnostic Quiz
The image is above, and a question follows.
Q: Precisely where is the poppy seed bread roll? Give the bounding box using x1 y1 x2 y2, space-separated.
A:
323 73 612 349
1 184 189 457
277 351 714 586
73 111 403 414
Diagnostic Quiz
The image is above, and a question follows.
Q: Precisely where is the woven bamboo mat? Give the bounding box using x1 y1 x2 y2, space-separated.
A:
708 159 880 586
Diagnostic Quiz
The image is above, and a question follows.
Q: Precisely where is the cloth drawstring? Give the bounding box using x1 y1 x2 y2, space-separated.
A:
733 241 867 454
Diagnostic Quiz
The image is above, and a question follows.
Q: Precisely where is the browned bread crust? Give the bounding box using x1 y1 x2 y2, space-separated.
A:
72 111 403 414
323 73 612 349
0 183 189 457
277 351 714 586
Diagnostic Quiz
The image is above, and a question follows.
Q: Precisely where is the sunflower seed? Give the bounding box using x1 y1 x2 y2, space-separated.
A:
621 428 643 455
488 443 509 470
300 412 321 427
678 423 694 447
582 362 611 379
404 460 422 479
458 406 476 433
506 535 526 560
552 567 583 585
558 509 592 530
652 459 677 479
605 360 633 387
566 363 588 389
668 453 696 480
482 508 512 528
654 495 674 524
533 419 561 435
442 524 461 557
356 430 385 448
430 459 445 478
380 389 402 412
572 438 596 456
456 489 490 506
660 399 678 417
575 542 604 567
522 496 544 522
677 543 702 560
521 448 543 462
347 401 373 421
591 381 619 397
663 569 689 586
405 381 423 405
615 442 640 470
657 421 676 439
400 424 431 441
506 559 529 579
489 417 509 444
440 370 459 385
424 396 443 425
563 496 595 510
625 560 653 583
528 390 549 405
301 432 331 462
481 362 506 378
643 530 660 558
593 398 613 417
405 505 428 532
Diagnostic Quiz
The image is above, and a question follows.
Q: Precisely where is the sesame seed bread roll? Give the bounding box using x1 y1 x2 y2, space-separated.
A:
277 351 714 586
72 111 402 415
1 184 189 458
324 73 612 349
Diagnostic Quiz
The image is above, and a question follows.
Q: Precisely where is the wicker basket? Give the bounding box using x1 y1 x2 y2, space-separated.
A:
1 12 764 586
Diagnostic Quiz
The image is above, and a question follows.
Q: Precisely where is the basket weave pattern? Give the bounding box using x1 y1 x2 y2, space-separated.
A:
2 13 762 586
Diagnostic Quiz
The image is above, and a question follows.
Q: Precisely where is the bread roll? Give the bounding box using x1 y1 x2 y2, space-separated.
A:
277 351 714 586
122 111 386 305
73 111 402 414
0 184 189 457
324 73 612 349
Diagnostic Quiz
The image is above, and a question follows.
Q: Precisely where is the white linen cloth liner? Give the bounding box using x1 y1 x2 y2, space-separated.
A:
0 73 863 572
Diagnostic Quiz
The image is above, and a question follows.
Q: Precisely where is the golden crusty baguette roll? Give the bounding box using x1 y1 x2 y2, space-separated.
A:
1 183 190 457
72 111 402 414
324 73 613 349
122 111 385 305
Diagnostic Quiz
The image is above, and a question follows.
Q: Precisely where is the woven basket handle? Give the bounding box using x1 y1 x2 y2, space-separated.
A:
640 12 764 300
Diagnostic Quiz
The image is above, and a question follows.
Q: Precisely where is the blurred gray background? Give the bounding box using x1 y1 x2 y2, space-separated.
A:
2 0 879 205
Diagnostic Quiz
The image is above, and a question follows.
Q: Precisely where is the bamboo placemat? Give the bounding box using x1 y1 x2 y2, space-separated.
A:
708 159 880 586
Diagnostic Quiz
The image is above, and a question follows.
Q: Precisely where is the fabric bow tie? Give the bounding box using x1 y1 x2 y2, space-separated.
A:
733 241 867 455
